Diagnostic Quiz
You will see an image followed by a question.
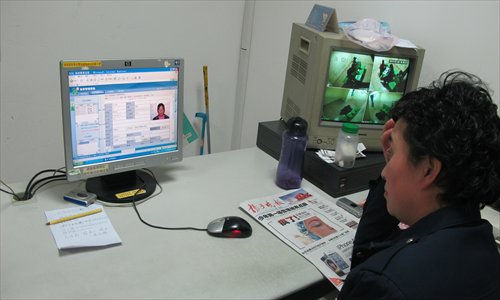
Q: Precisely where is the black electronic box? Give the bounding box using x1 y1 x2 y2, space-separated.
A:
256 120 386 197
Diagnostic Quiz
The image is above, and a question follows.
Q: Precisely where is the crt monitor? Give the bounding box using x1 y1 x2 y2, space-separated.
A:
281 23 425 151
60 58 183 203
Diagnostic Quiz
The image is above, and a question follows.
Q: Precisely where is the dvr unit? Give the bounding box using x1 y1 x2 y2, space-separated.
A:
257 120 386 197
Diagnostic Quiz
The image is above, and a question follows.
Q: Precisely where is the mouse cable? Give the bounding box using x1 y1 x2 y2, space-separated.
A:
130 169 207 232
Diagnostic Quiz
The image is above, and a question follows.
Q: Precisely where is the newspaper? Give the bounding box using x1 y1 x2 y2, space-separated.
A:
239 187 359 290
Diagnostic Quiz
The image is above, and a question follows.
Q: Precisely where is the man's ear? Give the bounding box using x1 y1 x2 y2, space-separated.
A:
420 156 442 188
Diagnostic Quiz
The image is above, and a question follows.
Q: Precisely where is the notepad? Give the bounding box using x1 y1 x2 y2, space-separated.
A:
45 204 121 250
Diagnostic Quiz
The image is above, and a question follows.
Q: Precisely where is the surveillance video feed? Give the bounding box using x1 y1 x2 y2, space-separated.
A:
322 51 410 125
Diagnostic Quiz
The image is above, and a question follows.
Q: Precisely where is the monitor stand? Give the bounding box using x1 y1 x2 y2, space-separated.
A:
86 170 156 204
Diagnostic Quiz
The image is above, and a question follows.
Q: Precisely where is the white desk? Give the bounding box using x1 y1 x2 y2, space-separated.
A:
1 148 369 299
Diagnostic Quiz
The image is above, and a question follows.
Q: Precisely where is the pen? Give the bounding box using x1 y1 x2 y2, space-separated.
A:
46 208 103 225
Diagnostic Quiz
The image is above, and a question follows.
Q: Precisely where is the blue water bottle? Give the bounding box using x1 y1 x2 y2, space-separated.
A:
276 117 308 189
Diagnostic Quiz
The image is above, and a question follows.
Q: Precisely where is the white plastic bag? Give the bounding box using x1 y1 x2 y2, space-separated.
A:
343 18 399 52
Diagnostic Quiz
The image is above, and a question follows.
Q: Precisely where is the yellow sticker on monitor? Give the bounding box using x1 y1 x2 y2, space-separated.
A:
115 189 146 199
63 61 102 68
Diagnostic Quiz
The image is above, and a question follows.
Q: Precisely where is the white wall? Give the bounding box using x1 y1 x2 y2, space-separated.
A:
1 0 499 184
240 0 500 149
1 0 245 183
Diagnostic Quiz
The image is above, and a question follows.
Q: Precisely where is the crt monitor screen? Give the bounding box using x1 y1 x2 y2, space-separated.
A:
321 50 411 126
60 58 183 203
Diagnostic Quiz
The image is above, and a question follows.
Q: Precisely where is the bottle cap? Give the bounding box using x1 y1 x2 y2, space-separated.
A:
342 123 359 134
287 117 308 136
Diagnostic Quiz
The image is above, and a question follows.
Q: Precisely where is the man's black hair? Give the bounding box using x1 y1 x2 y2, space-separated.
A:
391 70 500 208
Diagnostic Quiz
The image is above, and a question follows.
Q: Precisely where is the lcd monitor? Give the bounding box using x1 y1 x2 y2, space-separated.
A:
60 58 183 203
281 23 425 151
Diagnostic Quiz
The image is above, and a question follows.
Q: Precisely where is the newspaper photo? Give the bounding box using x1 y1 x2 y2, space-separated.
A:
240 187 360 290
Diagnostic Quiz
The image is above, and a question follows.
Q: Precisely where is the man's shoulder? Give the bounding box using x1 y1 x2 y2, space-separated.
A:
353 227 500 299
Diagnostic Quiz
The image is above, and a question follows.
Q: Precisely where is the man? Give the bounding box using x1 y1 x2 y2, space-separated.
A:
338 71 500 299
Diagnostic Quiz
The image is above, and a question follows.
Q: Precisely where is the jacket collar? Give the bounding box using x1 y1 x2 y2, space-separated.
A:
354 204 483 262
399 204 482 239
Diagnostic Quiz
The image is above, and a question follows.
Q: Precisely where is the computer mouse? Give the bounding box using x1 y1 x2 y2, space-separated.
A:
206 216 252 238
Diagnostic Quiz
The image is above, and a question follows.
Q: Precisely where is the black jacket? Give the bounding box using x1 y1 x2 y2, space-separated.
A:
338 178 500 300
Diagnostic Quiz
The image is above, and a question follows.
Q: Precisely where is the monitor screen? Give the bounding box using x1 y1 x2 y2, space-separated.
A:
60 58 183 203
321 50 410 126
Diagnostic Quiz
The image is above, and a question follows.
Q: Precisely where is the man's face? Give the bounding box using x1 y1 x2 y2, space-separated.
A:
381 120 423 224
